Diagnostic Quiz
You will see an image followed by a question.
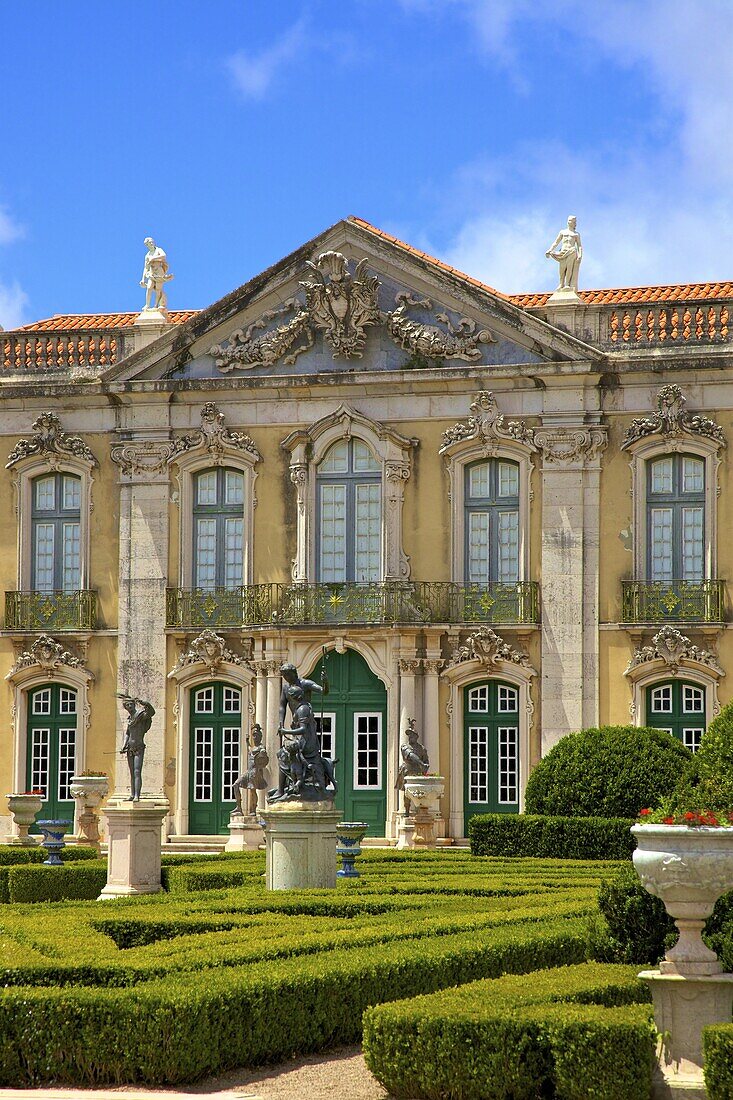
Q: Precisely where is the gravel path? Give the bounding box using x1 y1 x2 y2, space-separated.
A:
0 1046 390 1100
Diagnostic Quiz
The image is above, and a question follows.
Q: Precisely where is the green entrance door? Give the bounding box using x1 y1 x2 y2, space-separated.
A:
645 679 706 752
463 679 520 831
188 682 242 834
309 650 387 836
26 683 77 825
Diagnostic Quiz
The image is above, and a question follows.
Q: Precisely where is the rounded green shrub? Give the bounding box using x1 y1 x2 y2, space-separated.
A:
671 699 733 814
524 725 690 819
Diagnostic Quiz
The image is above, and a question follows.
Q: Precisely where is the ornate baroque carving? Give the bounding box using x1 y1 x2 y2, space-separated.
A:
109 440 174 477
440 391 536 454
445 627 529 670
171 630 249 675
384 293 495 363
301 251 381 359
9 635 86 678
111 404 260 476
622 385 726 451
534 427 607 465
626 625 723 676
6 413 96 470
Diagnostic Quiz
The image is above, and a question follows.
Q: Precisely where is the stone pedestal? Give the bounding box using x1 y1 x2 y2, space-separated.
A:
396 818 416 850
132 309 169 351
225 813 264 852
98 796 169 899
261 801 341 890
640 970 733 1098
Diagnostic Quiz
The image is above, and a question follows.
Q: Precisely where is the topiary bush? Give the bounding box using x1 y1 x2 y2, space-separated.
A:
524 725 690 819
670 698 733 815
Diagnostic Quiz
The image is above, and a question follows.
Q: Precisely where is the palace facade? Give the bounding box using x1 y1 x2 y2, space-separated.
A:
1 215 731 842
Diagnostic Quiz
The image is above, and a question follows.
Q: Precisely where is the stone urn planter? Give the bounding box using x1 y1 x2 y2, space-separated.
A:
69 775 109 848
632 823 733 976
402 776 445 847
36 819 72 866
336 822 369 878
6 793 43 846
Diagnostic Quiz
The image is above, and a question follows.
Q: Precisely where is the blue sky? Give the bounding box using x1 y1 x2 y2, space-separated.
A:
1 0 732 327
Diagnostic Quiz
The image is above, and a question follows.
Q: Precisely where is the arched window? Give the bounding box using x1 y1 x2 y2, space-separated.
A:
192 467 244 590
647 453 705 581
645 678 706 753
31 472 81 592
188 681 242 834
464 459 519 584
316 439 381 583
463 678 520 828
27 683 77 822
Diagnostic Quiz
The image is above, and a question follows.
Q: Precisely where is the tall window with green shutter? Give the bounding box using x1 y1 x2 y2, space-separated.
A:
316 439 381 583
31 473 81 592
647 453 705 581
192 468 244 590
464 459 520 584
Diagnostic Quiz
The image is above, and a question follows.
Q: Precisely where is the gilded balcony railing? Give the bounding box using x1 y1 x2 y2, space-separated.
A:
5 590 98 631
621 580 724 624
166 581 540 629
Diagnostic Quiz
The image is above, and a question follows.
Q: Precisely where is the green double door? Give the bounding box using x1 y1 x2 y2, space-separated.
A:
645 679 706 753
26 683 77 825
309 650 387 836
189 682 242 834
463 679 520 832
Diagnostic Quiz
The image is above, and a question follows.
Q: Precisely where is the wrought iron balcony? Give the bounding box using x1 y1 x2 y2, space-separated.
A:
5 590 98 631
621 580 724 624
166 581 540 629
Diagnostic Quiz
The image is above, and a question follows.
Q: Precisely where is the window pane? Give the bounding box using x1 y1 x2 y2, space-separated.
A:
58 728 76 802
315 714 335 760
682 457 704 494
498 462 519 498
35 476 55 511
32 688 52 715
319 441 348 473
651 685 673 713
224 517 244 587
196 471 217 505
353 440 380 472
650 508 673 581
683 728 704 753
497 686 519 712
353 713 381 789
31 728 50 799
59 689 77 714
62 522 81 592
194 518 217 589
498 726 518 804
683 685 705 713
222 687 241 714
225 470 244 505
468 727 489 803
193 728 213 801
354 483 381 582
194 687 214 713
469 463 490 499
497 511 519 583
467 512 490 583
34 523 55 591
222 727 241 802
467 685 489 712
62 476 81 511
650 458 673 495
319 484 347 583
682 507 704 580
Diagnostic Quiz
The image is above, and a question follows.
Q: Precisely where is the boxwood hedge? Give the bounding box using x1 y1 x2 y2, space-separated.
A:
469 813 636 860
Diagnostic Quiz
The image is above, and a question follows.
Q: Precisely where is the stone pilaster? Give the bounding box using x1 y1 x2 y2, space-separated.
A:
535 424 606 752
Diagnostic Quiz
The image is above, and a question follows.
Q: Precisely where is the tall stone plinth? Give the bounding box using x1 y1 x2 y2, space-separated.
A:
225 813 264 852
98 797 169 900
261 801 341 890
640 969 733 1098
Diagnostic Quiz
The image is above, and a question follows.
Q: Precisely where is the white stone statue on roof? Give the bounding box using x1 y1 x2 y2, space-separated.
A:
545 215 582 298
140 237 174 313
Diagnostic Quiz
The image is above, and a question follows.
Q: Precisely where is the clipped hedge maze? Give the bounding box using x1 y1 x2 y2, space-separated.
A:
0 850 615 1087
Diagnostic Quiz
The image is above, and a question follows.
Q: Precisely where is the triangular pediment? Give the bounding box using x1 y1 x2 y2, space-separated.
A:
102 217 601 383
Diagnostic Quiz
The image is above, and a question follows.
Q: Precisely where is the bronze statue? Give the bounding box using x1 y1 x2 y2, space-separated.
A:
232 723 269 815
117 694 155 802
275 661 328 799
269 663 336 803
395 719 429 815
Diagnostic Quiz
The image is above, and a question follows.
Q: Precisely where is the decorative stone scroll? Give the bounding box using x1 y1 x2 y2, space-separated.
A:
440 391 536 454
171 630 249 675
111 403 260 477
6 413 96 470
534 426 607 465
622 385 726 451
625 626 723 676
8 635 86 678
445 627 530 671
210 251 497 372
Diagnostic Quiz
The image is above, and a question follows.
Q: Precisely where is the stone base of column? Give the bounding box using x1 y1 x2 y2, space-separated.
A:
261 801 341 890
640 969 733 1096
395 818 416 850
225 813 264 852
98 796 169 899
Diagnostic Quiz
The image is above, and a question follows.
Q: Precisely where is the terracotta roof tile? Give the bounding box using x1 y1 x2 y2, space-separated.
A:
18 311 196 332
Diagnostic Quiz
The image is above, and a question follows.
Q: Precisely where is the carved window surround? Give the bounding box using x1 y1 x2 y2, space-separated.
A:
6 415 97 593
5 638 93 820
624 626 723 727
167 629 254 836
621 387 725 582
440 392 536 584
441 628 537 836
282 404 419 583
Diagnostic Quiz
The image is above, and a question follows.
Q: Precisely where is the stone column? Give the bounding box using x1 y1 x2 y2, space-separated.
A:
265 657 282 767
535 424 606 752
397 654 420 835
422 655 445 839
110 440 173 799
254 663 268 739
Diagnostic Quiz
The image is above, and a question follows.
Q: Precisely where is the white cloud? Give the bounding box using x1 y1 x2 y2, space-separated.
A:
0 280 29 330
226 20 308 100
0 205 23 246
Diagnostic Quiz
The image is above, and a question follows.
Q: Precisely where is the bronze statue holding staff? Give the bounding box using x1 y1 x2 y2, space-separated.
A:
117 693 155 802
